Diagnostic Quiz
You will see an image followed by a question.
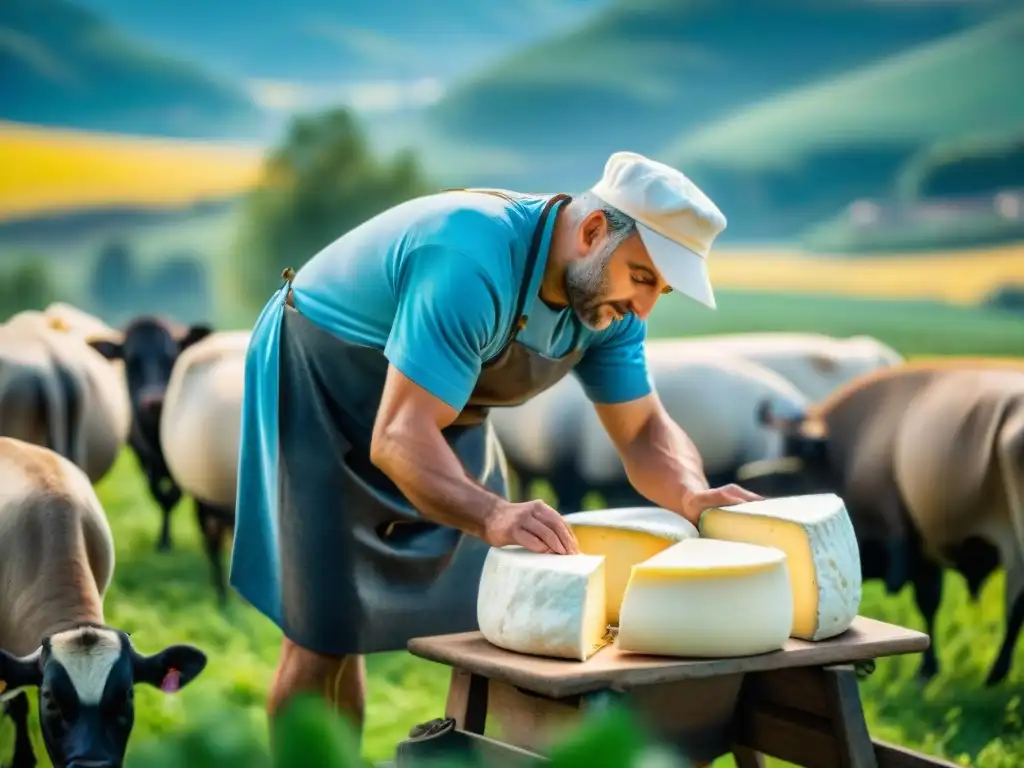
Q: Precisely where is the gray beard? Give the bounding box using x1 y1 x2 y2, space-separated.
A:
563 241 616 330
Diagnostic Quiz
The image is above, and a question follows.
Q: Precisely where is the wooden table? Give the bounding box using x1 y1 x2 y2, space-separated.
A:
407 616 960 767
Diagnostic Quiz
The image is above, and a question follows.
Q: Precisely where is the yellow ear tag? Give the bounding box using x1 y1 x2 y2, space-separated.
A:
48 317 70 332
0 680 7 695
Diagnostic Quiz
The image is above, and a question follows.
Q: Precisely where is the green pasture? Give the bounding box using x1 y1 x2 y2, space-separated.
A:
0 302 1021 767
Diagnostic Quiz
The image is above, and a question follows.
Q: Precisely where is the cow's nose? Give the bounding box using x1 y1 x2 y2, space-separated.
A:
138 388 165 412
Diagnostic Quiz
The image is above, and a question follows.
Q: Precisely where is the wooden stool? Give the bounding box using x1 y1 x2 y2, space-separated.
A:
407 616 960 767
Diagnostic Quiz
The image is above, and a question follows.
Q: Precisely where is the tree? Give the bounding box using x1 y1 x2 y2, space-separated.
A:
148 253 211 323
90 239 139 314
0 258 56 318
233 107 434 309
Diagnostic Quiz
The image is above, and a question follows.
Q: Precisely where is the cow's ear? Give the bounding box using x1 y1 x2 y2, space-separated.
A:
0 648 43 697
88 339 124 360
178 324 213 351
132 644 207 694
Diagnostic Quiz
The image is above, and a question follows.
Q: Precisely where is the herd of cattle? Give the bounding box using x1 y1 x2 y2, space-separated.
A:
0 300 1022 766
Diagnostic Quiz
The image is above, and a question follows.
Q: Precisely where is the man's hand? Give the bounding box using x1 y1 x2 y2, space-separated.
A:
682 484 763 526
484 500 580 555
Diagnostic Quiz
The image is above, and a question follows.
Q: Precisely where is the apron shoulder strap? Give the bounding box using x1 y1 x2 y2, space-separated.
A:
508 192 572 341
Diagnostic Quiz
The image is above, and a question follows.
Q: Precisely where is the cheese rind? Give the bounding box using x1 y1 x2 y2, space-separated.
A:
617 539 793 658
564 507 698 624
477 546 610 661
698 493 862 641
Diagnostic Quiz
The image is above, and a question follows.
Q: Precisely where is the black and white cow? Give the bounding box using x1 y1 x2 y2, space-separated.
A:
0 436 207 768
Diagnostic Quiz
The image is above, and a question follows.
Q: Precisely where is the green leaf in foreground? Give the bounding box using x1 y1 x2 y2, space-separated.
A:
545 704 649 767
272 694 368 768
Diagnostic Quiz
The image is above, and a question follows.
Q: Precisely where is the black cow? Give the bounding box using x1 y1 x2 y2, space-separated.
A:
88 316 212 552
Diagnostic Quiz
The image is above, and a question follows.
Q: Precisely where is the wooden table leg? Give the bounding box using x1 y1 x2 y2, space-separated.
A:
822 665 879 768
444 667 489 734
734 664 878 768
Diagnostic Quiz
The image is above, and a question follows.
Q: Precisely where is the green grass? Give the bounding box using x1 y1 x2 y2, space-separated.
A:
647 289 1024 359
3 450 1023 767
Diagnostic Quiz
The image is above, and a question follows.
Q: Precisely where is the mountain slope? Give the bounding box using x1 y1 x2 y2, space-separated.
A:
421 0 995 190
663 8 1024 240
68 0 607 86
0 0 265 138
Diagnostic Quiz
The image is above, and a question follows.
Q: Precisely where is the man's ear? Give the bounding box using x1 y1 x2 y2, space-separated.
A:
0 648 43 698
177 323 213 352
88 338 124 360
132 644 207 694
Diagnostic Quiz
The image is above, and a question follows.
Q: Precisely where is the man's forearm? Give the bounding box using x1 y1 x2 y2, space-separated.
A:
370 421 500 539
621 411 710 521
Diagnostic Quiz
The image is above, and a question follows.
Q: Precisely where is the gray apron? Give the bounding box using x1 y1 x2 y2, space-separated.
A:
275 191 584 655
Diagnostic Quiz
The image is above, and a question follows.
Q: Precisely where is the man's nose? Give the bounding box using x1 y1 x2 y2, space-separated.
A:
632 292 659 321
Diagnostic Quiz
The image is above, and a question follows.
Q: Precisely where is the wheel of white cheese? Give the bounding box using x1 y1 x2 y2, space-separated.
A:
563 507 698 624
616 538 793 658
698 493 862 641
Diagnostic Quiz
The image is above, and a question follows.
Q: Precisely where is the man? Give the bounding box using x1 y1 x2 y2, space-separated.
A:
229 150 762 738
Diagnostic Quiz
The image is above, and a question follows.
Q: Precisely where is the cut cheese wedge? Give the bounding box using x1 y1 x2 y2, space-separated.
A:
564 507 698 624
617 539 793 658
477 546 611 661
698 493 861 641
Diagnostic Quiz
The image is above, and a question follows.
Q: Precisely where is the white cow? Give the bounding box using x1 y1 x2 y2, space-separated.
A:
491 354 808 512
160 330 249 603
647 332 903 402
0 309 129 483
41 302 132 452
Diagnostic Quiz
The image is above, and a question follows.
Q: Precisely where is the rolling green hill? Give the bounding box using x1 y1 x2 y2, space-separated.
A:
0 0 265 138
420 0 994 191
663 7 1024 240
70 0 607 90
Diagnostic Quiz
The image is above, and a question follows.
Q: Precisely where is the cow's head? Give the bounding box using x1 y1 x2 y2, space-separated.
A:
0 623 207 768
88 317 212 422
736 399 836 497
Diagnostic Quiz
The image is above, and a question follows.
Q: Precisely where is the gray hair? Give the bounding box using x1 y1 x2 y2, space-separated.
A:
570 190 637 249
562 190 639 329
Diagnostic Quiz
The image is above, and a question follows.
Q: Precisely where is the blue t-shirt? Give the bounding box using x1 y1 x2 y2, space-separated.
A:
290 190 652 411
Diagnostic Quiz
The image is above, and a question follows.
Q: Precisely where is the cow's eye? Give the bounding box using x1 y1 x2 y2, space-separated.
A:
41 690 68 721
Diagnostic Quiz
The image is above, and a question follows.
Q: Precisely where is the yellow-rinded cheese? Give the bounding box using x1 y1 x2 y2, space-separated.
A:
698 493 861 641
617 539 793 657
477 546 611 661
564 507 698 624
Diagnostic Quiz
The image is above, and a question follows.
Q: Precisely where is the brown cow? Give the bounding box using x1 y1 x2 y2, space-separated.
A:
0 436 207 768
753 359 1024 685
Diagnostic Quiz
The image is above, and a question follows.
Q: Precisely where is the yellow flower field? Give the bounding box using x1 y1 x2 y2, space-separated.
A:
0 121 265 222
2 120 1023 307
711 245 1024 305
